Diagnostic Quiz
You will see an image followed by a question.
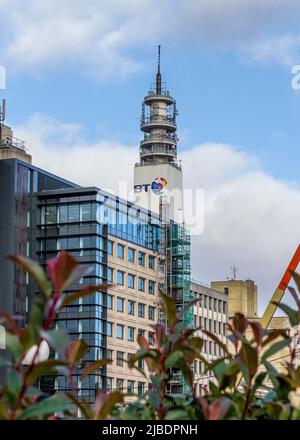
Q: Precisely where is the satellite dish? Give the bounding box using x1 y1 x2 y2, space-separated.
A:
22 340 50 365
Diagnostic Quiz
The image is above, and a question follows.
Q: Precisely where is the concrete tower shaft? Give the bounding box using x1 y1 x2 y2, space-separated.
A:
134 46 183 220
139 46 180 169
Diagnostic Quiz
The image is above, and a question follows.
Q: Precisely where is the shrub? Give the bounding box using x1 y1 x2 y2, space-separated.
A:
0 251 300 420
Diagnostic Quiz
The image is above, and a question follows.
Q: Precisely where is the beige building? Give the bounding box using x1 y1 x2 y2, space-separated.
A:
105 236 159 396
191 280 228 395
211 279 258 319
0 122 32 164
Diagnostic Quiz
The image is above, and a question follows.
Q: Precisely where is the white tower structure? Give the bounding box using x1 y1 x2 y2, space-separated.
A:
134 46 183 222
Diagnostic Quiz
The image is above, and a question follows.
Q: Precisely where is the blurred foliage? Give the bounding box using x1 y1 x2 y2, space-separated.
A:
0 251 300 420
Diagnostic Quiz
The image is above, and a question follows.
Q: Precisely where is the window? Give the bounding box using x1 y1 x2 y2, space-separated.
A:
138 277 145 292
45 205 57 224
138 329 145 337
138 303 145 318
116 324 124 339
138 382 145 395
224 287 229 295
59 205 68 223
219 322 222 334
127 380 135 395
106 349 112 361
128 300 135 315
107 268 113 282
69 204 80 222
148 306 155 321
116 378 124 391
106 322 113 337
128 326 135 342
117 297 124 313
138 359 144 370
128 273 135 289
148 255 155 269
116 351 124 367
148 332 154 345
128 247 135 263
106 377 113 391
117 244 124 259
80 204 92 221
128 352 134 362
223 302 226 314
148 280 155 295
107 240 113 255
138 251 145 266
107 294 113 310
204 318 207 329
117 270 124 286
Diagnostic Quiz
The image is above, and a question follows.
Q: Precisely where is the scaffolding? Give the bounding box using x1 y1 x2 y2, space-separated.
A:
157 198 192 395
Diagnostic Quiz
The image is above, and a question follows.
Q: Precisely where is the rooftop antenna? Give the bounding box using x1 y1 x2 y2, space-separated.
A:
230 262 239 280
156 45 162 95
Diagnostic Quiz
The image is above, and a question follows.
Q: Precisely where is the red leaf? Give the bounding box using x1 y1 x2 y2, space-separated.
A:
47 251 78 293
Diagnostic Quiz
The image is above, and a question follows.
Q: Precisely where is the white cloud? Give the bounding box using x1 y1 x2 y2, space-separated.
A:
1 0 300 79
14 114 300 314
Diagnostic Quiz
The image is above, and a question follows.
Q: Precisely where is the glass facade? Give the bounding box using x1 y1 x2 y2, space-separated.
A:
34 187 160 404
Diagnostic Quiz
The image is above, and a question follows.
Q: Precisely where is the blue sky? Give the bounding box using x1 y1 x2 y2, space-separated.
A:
1 0 300 312
5 45 300 183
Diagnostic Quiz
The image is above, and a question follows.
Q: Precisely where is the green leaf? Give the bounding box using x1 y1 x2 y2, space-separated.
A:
40 328 69 352
29 294 46 329
60 284 110 308
148 390 161 411
261 339 290 363
17 395 71 420
25 360 68 387
160 293 177 327
5 332 23 361
165 351 184 369
10 255 51 297
6 371 22 401
272 302 298 327
80 359 111 381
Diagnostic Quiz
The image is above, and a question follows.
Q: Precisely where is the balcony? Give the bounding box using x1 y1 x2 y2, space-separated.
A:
141 132 178 146
140 115 177 132
140 144 177 159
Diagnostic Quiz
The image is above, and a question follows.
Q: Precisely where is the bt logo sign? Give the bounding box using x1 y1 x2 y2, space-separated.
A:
134 177 168 195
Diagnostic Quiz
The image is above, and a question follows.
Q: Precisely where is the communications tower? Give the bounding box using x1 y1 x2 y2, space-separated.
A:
134 46 183 222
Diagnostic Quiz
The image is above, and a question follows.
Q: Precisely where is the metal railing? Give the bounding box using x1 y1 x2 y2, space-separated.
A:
0 136 27 151
140 145 177 157
140 115 176 126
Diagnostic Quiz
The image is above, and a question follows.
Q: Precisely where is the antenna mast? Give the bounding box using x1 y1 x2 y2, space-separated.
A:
156 45 162 95
231 262 239 280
